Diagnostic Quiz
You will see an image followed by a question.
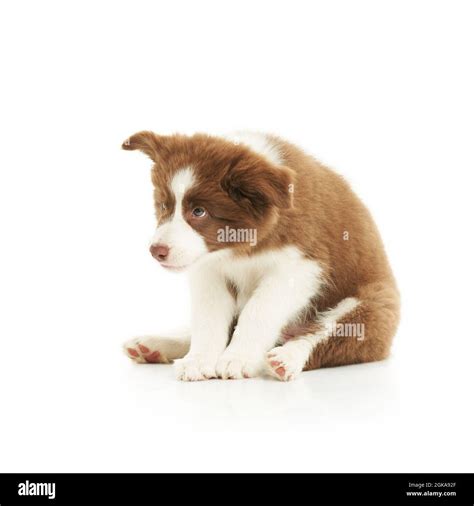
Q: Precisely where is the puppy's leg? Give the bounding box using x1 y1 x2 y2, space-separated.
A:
174 261 236 381
266 298 359 380
267 282 400 381
306 281 400 370
216 259 322 379
124 327 191 364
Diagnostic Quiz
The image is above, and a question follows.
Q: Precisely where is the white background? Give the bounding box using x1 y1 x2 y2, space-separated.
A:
0 0 473 472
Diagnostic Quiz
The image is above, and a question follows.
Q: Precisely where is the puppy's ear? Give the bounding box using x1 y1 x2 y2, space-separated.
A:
122 131 166 162
221 155 295 216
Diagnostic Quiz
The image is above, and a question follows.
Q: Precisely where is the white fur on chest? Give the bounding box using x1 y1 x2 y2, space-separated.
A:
212 246 323 313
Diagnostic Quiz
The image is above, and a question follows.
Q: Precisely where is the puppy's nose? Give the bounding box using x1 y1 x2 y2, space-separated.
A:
149 243 170 262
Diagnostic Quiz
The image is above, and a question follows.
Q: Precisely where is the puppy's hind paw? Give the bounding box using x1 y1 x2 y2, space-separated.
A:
123 337 169 364
266 345 307 381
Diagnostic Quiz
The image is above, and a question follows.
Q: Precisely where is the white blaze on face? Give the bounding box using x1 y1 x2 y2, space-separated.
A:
150 168 208 269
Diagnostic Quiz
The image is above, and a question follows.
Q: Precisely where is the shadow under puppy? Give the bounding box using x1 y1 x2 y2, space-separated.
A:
123 131 400 381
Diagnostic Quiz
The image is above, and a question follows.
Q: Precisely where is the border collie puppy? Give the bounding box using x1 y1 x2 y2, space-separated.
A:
123 131 400 381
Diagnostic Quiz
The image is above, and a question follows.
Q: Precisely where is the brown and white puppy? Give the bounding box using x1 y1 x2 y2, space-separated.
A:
123 131 400 381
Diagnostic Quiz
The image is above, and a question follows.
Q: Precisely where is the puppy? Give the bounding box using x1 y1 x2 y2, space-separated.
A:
123 131 400 381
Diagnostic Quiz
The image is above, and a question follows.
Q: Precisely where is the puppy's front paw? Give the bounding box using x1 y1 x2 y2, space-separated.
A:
174 355 217 381
215 353 263 380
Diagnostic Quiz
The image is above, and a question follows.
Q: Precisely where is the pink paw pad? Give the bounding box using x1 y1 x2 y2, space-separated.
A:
145 350 161 363
270 360 286 377
127 348 139 358
138 344 150 354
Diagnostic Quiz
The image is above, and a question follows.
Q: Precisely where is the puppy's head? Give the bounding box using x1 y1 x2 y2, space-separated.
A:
122 131 294 271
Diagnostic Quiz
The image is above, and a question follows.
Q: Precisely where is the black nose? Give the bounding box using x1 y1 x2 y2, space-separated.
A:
149 243 170 262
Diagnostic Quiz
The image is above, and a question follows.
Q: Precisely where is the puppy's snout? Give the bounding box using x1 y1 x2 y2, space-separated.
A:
150 243 170 262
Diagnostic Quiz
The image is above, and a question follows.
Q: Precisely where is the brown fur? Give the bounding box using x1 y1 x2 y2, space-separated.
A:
123 131 400 370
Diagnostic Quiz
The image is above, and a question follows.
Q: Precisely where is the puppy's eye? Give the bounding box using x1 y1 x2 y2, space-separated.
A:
191 207 207 218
